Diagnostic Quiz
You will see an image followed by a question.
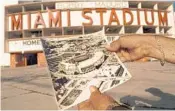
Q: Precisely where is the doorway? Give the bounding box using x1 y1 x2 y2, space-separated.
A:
25 53 38 65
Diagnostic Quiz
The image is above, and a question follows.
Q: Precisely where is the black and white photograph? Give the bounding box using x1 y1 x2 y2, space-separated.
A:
41 30 131 109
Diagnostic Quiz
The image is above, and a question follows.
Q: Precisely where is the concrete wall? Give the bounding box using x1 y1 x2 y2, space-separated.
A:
0 0 18 66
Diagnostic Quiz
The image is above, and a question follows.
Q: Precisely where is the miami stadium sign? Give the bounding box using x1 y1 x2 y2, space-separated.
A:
8 8 170 31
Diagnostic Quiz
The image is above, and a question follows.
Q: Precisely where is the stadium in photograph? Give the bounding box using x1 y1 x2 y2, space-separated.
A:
4 1 175 68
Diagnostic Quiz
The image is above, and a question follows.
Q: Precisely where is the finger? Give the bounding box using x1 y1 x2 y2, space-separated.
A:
77 100 94 110
89 86 101 105
120 56 128 62
89 85 101 94
128 47 146 61
90 92 116 110
116 51 127 63
119 48 144 62
120 50 132 62
77 86 100 110
105 40 121 52
116 52 122 58
89 86 115 110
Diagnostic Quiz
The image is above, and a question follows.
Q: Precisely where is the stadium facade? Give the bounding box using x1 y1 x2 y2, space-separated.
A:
4 1 175 68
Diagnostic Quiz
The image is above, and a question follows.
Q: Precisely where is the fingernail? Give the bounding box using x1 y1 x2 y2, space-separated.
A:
89 85 97 93
105 45 111 49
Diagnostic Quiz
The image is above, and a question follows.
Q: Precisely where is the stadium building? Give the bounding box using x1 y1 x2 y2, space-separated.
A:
4 1 175 68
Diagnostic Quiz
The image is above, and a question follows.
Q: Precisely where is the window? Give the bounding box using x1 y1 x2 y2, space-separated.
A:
64 27 83 35
124 26 140 34
143 26 156 33
8 31 23 39
129 2 139 8
84 26 103 34
105 26 123 34
16 54 24 62
24 29 42 38
43 28 62 36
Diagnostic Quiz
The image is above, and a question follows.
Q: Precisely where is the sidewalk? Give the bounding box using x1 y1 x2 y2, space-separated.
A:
1 62 175 110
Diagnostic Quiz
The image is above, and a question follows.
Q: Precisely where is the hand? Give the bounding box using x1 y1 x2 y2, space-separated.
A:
78 86 127 110
105 35 164 62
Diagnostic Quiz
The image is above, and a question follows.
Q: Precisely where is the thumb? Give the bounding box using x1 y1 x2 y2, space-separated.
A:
89 86 101 100
89 85 101 94
105 39 121 52
89 86 102 105
89 86 116 110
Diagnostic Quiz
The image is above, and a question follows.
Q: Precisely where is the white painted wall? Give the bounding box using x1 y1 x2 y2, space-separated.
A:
9 39 42 52
174 12 175 37
0 0 18 66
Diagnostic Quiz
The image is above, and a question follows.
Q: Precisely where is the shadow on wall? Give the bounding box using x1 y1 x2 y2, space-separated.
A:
120 87 175 110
